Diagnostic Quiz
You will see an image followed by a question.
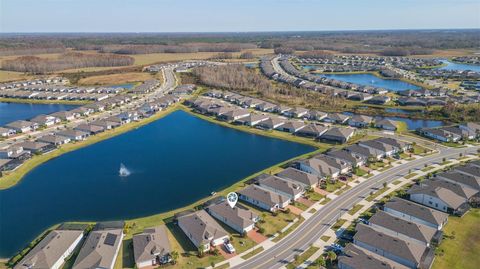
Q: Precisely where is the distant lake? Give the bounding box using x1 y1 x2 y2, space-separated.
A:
0 102 79 126
110 83 135 89
318 73 421 92
0 110 314 257
439 60 480 72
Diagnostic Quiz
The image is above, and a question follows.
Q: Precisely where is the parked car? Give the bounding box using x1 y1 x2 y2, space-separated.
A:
224 239 236 253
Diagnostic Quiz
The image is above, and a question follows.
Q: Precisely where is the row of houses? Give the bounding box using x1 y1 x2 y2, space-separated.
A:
0 95 181 174
418 69 480 80
13 221 175 269
338 160 480 269
0 94 138 137
203 90 402 131
188 95 357 143
295 55 441 71
0 77 69 90
418 122 480 142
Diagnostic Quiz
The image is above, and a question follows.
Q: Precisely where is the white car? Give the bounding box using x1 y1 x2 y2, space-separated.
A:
224 240 236 253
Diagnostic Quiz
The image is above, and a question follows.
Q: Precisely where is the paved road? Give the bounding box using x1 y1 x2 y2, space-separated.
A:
0 67 177 148
232 146 479 269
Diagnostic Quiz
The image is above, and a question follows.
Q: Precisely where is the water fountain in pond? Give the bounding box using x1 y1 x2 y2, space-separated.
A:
119 163 131 177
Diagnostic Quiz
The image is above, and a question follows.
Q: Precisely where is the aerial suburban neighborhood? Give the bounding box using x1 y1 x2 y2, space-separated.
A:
0 1 479 269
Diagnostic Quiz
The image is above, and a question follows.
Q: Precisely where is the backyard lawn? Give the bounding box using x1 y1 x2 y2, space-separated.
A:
432 209 480 269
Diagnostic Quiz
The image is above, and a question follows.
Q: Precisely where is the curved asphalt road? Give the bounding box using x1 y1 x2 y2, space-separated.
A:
232 146 479 269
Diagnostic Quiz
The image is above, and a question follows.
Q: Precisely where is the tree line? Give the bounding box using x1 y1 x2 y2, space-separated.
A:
2 52 134 74
192 65 348 111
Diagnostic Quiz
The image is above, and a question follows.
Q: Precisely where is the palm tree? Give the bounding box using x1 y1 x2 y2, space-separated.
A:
326 250 337 264
170 251 179 264
198 245 206 257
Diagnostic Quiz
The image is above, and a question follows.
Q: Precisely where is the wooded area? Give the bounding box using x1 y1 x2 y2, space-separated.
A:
192 64 348 111
2 52 134 73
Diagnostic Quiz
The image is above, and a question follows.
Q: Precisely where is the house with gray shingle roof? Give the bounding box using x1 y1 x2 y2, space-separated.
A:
276 167 322 188
408 184 470 215
375 119 399 131
383 197 448 230
256 116 285 130
72 228 124 269
258 175 305 200
295 123 328 138
14 229 84 269
207 202 259 234
320 127 355 143
37 135 71 146
421 179 478 200
435 171 480 191
275 121 306 133
234 114 269 126
348 115 373 128
327 149 366 167
368 211 439 247
338 243 409 269
133 226 171 268
353 224 431 269
237 185 290 212
177 210 229 250
5 120 38 133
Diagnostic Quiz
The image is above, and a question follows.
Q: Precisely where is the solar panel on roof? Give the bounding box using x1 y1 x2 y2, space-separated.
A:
104 233 117 246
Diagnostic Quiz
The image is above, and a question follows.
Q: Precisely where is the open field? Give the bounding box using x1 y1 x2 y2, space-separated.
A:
0 70 30 82
77 72 153 86
433 209 480 269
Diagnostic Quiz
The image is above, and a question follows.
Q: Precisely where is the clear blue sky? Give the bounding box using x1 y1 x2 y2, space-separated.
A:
1 0 479 32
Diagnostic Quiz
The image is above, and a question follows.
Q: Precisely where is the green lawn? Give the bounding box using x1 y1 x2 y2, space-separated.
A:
320 197 331 205
331 219 347 231
353 167 367 177
305 190 324 202
366 187 390 202
421 166 435 172
293 201 309 211
286 246 320 269
404 173 418 179
320 235 331 242
348 204 364 215
433 209 480 269
272 217 305 242
241 246 264 260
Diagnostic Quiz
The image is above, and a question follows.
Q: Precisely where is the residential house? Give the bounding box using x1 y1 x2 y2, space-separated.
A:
257 175 305 200
275 121 306 133
295 123 328 137
368 211 439 247
90 120 120 130
297 157 340 179
435 171 480 191
50 111 77 121
338 243 409 269
374 119 399 131
0 127 15 137
326 149 366 167
418 128 461 142
284 107 309 118
235 114 269 126
353 224 431 269
177 210 229 250
5 120 39 133
219 109 250 121
383 197 448 230
74 124 105 134
56 130 90 141
133 226 172 268
30 115 60 127
319 127 355 143
256 116 285 130
348 115 373 128
0 146 27 159
421 179 478 201
16 141 53 154
454 164 480 178
375 137 411 152
345 144 383 161
323 113 350 124
408 184 469 215
207 202 259 234
276 167 322 188
37 135 71 146
358 140 396 158
255 102 276 112
307 110 328 121
72 227 124 269
14 229 84 269
237 185 291 212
